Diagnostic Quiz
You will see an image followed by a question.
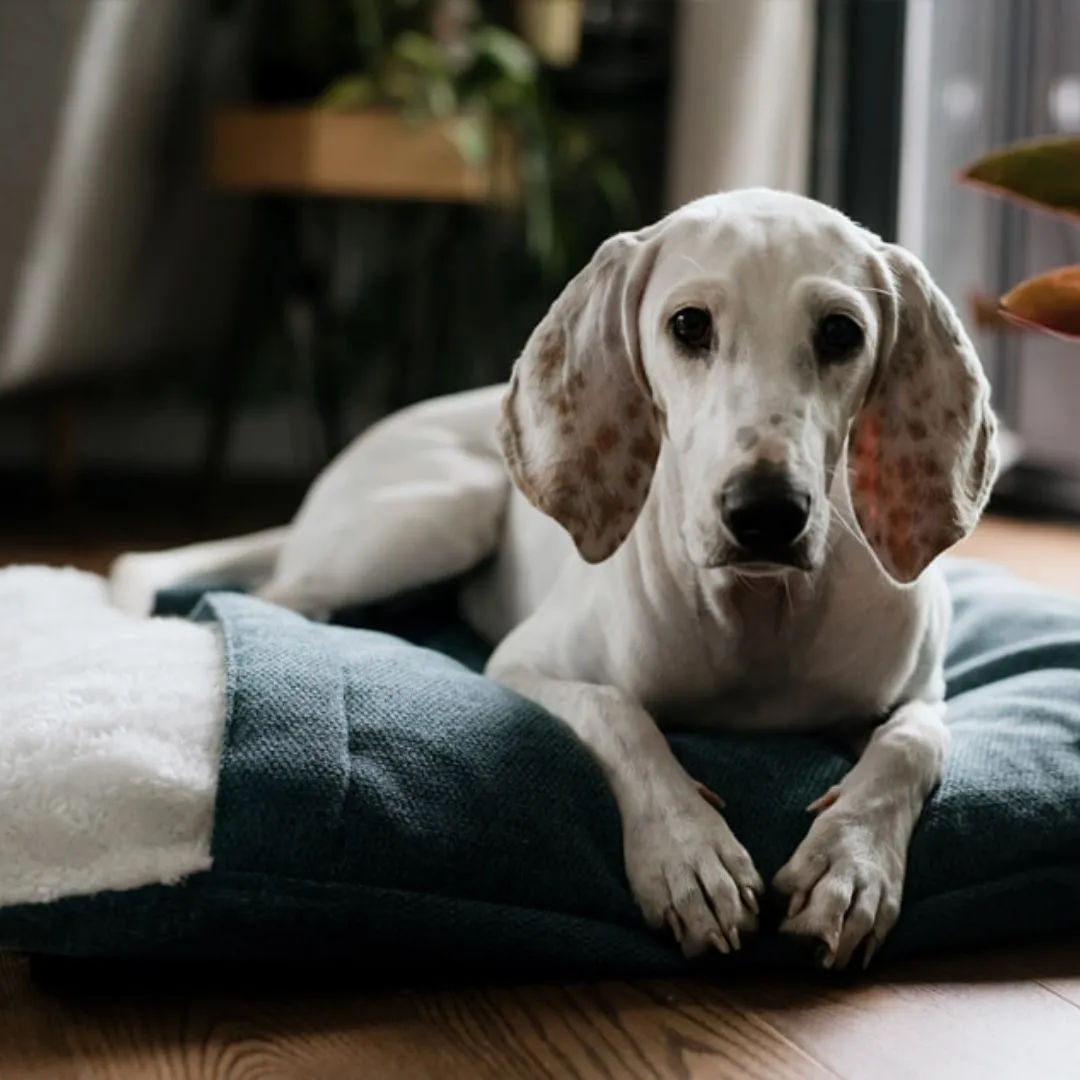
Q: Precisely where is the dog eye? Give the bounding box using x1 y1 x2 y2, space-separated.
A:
670 307 713 351
814 314 864 361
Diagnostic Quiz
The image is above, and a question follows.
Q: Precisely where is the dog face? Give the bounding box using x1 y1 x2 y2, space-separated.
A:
500 188 998 584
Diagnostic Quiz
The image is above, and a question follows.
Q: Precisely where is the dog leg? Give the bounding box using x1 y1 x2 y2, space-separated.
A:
491 666 763 958
773 699 948 969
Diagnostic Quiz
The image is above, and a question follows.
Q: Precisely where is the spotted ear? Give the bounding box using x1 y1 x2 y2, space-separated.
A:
499 231 663 563
849 244 999 584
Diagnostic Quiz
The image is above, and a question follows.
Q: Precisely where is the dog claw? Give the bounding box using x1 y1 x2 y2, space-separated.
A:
863 936 879 969
695 783 726 810
806 785 843 814
787 890 808 919
665 908 684 945
708 930 731 955
740 886 760 915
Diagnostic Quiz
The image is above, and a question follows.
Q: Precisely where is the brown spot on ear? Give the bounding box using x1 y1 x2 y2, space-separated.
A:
604 322 624 353
625 399 643 422
537 337 563 378
907 419 929 441
926 485 952 510
630 433 660 464
569 370 587 392
918 453 942 479
897 456 915 483
624 464 642 488
595 424 620 456
554 394 573 418
769 414 784 427
595 535 621 562
541 483 584 536
933 525 959 553
582 446 601 480
559 421 574 437
943 408 960 431
594 491 626 534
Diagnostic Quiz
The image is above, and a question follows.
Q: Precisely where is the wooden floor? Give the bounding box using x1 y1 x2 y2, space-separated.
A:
1 512 1080 1079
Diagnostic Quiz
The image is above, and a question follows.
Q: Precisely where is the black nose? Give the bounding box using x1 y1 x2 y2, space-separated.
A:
720 468 811 552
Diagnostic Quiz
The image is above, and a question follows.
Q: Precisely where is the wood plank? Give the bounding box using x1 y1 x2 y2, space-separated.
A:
8 947 1080 1080
731 945 1080 1080
409 980 838 1080
0 956 836 1080
954 516 1080 593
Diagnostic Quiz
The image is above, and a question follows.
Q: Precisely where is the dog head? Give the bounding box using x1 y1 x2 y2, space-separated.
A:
500 188 998 584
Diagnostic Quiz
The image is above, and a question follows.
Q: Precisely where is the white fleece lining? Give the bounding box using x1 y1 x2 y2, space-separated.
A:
0 566 226 907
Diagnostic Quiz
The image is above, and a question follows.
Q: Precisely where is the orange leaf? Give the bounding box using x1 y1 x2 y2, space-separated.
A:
999 266 1080 340
967 291 1023 334
958 136 1080 221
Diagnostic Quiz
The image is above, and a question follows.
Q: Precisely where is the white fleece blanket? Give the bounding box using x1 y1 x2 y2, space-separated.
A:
0 566 225 907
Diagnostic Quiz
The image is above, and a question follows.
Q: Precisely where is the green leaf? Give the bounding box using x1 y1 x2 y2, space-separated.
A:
471 26 537 84
392 30 448 74
319 74 378 110
424 74 458 119
959 137 1080 220
452 113 491 167
999 266 1080 340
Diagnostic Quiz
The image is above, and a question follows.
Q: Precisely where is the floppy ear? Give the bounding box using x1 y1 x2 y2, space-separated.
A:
849 244 1000 584
499 230 663 563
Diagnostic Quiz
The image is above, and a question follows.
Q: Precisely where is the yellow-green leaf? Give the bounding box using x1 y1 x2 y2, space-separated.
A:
959 136 1080 220
319 75 377 110
999 266 1080 340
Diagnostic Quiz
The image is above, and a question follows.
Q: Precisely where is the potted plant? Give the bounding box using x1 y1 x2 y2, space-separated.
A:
204 0 638 440
959 136 1080 340
210 0 629 279
210 3 528 201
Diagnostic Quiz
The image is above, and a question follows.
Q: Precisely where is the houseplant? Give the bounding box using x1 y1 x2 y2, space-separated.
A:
959 136 1080 340
207 0 639 421
316 0 631 274
211 0 631 277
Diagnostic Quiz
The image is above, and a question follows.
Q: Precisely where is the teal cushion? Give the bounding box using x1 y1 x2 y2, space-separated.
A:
0 558 1077 977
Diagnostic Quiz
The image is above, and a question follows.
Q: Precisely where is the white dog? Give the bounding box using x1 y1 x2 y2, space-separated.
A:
111 189 998 970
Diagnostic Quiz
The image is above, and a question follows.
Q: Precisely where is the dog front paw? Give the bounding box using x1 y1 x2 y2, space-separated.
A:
623 786 763 959
773 796 906 970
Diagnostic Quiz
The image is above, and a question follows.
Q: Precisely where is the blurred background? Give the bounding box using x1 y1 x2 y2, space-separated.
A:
0 0 1075 568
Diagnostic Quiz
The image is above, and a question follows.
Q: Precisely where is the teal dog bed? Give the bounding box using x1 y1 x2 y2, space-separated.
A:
0 558 1077 978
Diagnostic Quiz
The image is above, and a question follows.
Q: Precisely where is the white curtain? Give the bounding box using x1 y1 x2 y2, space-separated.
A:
0 0 253 394
666 0 818 209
